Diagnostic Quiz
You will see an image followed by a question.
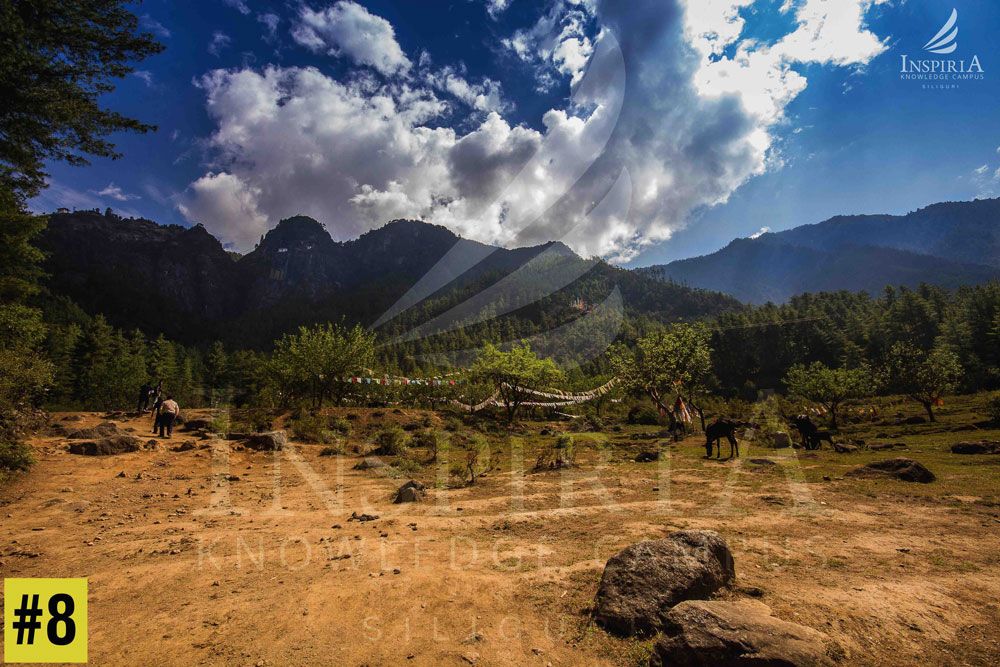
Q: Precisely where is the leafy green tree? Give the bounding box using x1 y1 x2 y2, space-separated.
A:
0 0 163 202
206 341 230 405
881 341 963 422
0 194 46 302
269 323 376 407
610 323 713 429
147 334 177 388
784 362 873 428
469 343 563 423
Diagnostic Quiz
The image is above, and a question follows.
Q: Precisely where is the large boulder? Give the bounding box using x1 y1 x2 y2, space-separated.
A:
951 440 1000 455
771 432 791 449
68 435 142 456
650 599 835 667
593 530 735 637
393 480 425 503
65 422 120 439
180 418 214 432
243 431 287 451
846 457 935 483
354 457 387 470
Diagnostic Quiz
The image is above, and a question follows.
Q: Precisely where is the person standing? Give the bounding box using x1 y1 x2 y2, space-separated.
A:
158 396 180 438
150 392 164 433
136 382 152 413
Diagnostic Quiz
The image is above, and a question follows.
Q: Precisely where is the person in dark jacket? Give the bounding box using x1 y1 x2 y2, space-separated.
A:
137 383 152 413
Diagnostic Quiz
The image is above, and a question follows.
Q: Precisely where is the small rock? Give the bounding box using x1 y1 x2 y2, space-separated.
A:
393 480 425 503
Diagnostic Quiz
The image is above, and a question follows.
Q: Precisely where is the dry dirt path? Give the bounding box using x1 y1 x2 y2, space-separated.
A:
2 411 999 665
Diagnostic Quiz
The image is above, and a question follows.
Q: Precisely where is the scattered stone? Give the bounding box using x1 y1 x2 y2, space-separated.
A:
353 457 387 470
593 530 735 637
243 431 287 452
116 470 127 478
635 451 660 463
896 415 926 425
748 458 776 466
650 599 836 667
869 442 904 451
348 512 379 522
68 435 142 456
172 441 197 452
393 480 426 503
951 440 1000 455
846 458 935 483
832 443 859 453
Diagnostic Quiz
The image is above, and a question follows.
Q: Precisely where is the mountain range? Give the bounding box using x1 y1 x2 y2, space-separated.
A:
643 198 1000 304
36 211 736 348
36 198 1000 347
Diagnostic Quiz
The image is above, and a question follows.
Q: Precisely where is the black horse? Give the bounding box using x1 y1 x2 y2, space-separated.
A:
790 415 833 450
705 419 756 459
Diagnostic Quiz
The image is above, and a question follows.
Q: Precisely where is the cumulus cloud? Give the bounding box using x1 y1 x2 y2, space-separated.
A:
502 0 595 89
292 1 411 76
94 183 140 202
422 66 507 113
181 0 890 261
749 226 771 239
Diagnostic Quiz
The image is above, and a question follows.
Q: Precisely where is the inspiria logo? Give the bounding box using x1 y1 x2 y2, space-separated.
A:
900 8 985 85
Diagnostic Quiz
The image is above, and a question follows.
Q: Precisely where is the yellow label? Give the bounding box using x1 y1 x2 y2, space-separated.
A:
4 578 88 663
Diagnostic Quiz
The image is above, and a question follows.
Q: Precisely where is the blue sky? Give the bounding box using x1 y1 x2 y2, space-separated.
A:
30 0 1000 266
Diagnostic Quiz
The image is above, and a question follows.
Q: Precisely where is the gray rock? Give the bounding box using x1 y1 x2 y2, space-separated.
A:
651 599 836 667
68 435 142 456
243 431 287 451
394 480 426 503
771 432 791 448
951 440 1000 455
593 530 735 637
845 457 935 483
353 457 387 470
832 443 859 453
65 422 120 440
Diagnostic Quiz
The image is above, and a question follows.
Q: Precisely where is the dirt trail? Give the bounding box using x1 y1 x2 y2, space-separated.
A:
2 411 999 665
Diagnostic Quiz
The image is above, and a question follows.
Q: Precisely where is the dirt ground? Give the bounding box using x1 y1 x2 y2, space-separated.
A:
3 403 1000 666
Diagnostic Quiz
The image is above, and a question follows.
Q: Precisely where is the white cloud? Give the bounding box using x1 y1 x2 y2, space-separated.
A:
141 14 171 39
133 70 154 86
292 1 410 77
974 164 989 175
94 183 140 202
749 226 770 239
423 66 507 113
222 0 250 15
208 31 232 57
502 1 594 89
258 13 280 42
486 0 511 20
181 0 892 262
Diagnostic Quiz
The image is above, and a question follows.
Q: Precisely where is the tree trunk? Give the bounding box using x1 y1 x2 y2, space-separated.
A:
828 403 838 429
922 401 936 422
